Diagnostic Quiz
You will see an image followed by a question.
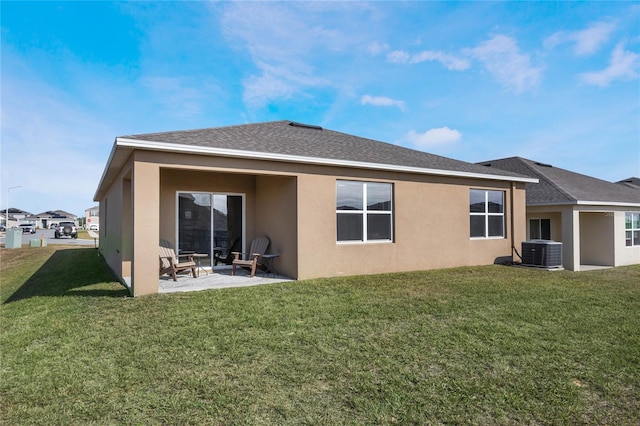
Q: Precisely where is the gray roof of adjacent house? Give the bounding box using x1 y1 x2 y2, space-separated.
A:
32 210 77 218
617 177 640 190
5 208 33 218
478 157 640 206
95 121 536 199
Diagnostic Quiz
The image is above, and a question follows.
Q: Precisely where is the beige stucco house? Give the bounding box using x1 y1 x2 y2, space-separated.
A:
94 121 536 296
85 206 100 230
479 157 640 271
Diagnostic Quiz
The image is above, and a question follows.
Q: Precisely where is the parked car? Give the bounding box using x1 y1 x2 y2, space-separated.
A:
54 221 78 239
0 225 5 232
89 224 99 231
19 223 37 234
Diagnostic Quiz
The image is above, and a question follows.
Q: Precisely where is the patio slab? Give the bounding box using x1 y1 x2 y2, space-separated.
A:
579 264 613 271
158 268 293 294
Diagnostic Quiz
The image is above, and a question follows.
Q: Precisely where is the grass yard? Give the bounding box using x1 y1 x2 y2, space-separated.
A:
1 246 639 425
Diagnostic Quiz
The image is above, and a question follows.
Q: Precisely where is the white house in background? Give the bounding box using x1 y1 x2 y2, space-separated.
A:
479 157 640 271
29 210 78 229
3 208 32 228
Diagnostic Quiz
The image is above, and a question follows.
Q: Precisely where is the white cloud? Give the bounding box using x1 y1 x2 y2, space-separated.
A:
406 127 462 148
466 35 542 93
241 60 330 107
141 76 217 118
219 2 361 108
387 50 411 63
243 74 295 108
360 95 406 111
387 49 470 71
411 51 470 71
367 41 389 56
545 20 617 56
580 42 640 86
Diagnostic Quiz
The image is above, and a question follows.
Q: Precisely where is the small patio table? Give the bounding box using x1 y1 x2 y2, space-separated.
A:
191 253 209 277
262 254 280 277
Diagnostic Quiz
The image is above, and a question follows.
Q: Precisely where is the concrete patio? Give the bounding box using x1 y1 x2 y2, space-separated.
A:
158 267 293 294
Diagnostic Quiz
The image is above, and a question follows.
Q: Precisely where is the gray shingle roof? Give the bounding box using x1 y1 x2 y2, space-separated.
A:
33 210 77 218
478 157 640 205
617 177 640 190
121 120 530 180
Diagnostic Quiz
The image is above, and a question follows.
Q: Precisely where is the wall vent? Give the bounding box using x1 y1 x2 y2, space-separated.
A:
521 240 563 268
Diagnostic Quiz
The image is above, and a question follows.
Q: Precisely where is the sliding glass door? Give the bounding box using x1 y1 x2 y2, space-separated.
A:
212 194 243 266
178 192 244 269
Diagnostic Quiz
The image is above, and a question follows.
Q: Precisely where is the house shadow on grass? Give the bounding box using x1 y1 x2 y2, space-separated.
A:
4 248 130 303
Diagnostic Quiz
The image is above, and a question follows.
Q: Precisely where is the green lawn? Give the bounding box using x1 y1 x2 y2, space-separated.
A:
1 246 639 425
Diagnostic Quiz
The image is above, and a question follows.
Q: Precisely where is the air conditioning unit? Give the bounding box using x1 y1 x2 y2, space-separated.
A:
521 240 563 268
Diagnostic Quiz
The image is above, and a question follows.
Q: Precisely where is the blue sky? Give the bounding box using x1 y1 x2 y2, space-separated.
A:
2 1 639 217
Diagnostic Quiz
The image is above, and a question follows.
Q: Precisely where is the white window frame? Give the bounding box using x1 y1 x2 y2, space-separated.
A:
625 212 640 247
470 189 505 239
336 181 393 244
529 218 551 240
175 191 247 263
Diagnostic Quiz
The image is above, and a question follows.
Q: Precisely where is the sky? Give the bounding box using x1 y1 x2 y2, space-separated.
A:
2 1 639 217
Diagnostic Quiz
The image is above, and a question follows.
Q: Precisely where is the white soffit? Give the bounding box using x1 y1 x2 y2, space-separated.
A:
530 201 640 208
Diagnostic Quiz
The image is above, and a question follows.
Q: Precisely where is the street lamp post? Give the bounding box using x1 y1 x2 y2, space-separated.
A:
6 186 22 228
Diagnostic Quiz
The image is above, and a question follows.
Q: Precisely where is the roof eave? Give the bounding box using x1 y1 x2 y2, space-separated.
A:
93 140 133 201
114 137 539 184
528 201 640 208
576 200 640 207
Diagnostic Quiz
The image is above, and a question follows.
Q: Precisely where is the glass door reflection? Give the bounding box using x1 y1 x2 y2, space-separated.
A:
178 192 244 270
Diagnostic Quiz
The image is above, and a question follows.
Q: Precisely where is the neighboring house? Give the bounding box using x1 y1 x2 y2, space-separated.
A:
1 209 77 229
94 120 536 296
5 208 32 228
617 177 640 190
85 206 99 230
30 210 78 229
479 157 640 271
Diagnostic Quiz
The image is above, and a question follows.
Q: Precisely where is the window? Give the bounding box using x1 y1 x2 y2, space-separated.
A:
337 181 393 242
530 218 551 240
470 189 505 238
625 212 640 247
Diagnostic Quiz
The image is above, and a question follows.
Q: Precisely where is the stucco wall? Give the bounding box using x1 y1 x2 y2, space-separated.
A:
98 158 130 284
527 205 581 270
527 205 640 270
131 159 161 296
255 175 298 279
97 149 528 294
121 177 132 278
580 212 615 266
525 211 562 241
296 171 523 280
615 210 640 266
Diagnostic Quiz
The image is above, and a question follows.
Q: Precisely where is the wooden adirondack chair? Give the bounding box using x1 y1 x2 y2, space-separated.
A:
231 236 270 278
159 239 197 281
